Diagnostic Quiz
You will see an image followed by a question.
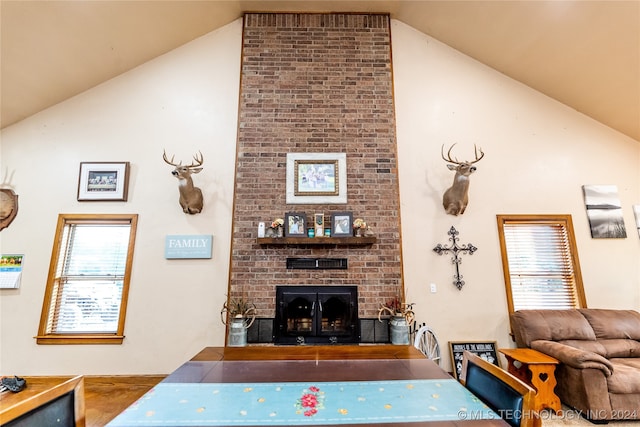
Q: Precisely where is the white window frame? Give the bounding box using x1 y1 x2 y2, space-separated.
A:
37 214 138 344
497 214 587 315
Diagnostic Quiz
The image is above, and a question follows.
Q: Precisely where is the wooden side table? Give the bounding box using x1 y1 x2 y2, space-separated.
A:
499 348 562 414
0 376 76 423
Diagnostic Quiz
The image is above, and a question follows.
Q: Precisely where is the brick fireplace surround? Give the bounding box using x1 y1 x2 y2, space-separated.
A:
229 13 403 343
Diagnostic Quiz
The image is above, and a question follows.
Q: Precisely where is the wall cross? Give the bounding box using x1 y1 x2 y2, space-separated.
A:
433 226 478 290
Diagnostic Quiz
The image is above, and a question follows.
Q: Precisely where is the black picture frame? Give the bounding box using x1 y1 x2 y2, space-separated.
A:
448 341 500 380
284 212 307 237
330 212 353 237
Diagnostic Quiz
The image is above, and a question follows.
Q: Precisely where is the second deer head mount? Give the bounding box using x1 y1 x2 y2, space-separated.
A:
441 144 484 216
163 150 204 215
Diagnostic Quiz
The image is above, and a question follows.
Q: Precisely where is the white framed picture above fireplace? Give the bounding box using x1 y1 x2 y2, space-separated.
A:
286 153 347 204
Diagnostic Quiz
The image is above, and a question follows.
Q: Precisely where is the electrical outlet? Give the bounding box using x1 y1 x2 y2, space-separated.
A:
430 283 437 293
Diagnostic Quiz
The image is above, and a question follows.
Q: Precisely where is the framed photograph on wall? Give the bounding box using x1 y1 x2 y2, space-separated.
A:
284 212 307 237
78 162 130 201
331 212 353 237
582 185 627 238
286 153 347 204
448 341 500 380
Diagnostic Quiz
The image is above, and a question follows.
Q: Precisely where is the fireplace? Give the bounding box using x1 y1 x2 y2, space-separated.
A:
274 286 359 345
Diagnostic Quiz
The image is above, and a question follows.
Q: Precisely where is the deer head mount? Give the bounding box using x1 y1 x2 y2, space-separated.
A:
163 150 204 214
441 144 484 216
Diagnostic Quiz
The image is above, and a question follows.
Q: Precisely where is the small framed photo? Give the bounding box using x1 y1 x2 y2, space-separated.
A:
331 212 353 237
448 341 500 380
314 213 324 238
284 212 307 237
78 162 130 201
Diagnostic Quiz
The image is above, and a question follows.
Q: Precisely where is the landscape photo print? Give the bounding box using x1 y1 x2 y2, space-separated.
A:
582 185 627 238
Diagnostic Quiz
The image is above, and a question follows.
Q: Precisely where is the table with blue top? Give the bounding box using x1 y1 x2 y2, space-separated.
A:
107 345 507 427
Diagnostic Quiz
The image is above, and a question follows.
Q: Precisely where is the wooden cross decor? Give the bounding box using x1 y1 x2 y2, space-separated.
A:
433 226 477 290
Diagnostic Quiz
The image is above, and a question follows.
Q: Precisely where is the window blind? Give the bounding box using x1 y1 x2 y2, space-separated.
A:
47 222 130 334
502 221 579 311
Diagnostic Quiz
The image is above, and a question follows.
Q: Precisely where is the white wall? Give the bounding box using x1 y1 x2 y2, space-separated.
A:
1 18 638 375
0 20 243 375
392 20 640 370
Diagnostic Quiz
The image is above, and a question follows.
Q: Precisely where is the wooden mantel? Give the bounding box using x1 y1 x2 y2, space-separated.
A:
256 236 376 246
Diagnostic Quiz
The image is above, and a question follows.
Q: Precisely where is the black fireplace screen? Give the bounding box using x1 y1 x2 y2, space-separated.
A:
274 286 359 344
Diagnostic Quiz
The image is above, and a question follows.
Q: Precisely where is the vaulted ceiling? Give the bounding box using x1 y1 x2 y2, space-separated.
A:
1 1 638 142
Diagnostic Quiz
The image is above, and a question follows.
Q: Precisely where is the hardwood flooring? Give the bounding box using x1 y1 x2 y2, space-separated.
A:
84 376 165 427
0 375 164 427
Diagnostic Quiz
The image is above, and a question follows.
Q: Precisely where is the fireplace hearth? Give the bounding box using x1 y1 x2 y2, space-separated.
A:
274 286 359 345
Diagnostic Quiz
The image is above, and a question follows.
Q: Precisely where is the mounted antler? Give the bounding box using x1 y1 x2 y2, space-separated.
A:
441 144 484 216
163 150 204 214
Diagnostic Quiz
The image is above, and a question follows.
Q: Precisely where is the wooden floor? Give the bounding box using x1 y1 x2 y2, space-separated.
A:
84 376 165 427
0 375 164 427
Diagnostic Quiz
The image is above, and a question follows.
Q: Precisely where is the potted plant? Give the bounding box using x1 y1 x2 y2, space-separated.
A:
378 296 415 345
221 295 257 347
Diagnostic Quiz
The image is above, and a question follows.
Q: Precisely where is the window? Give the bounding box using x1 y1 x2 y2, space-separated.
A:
497 214 587 315
37 214 138 344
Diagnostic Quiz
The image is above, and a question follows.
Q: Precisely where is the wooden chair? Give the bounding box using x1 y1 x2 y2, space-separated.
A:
0 376 85 427
460 351 540 427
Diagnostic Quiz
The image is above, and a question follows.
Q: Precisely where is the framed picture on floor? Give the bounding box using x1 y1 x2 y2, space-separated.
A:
448 341 499 380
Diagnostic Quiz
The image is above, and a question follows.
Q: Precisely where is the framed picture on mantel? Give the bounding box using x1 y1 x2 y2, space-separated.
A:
284 212 307 237
286 153 347 204
331 212 353 237
314 213 324 238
